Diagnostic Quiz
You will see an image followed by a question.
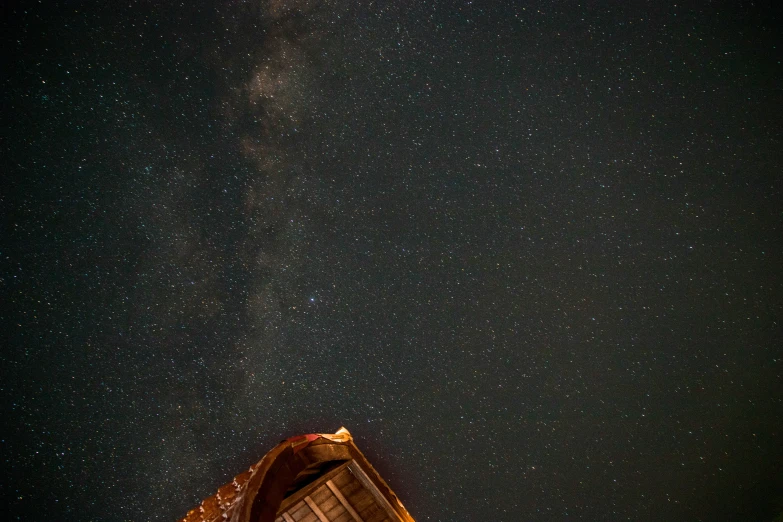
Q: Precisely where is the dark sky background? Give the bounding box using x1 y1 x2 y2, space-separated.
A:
3 1 782 521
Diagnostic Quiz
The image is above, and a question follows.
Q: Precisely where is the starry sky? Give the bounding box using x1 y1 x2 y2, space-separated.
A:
3 1 782 520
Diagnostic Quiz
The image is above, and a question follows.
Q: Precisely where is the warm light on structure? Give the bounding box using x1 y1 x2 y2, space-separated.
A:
180 427 415 522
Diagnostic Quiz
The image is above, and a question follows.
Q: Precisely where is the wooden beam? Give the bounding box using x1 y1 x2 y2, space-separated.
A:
348 462 402 521
277 461 352 514
282 514 295 522
305 496 330 522
326 479 364 522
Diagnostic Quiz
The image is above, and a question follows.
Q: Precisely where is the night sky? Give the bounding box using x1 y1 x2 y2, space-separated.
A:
4 1 782 521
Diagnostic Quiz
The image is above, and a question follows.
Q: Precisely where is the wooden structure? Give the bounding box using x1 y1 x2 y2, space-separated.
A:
180 428 415 522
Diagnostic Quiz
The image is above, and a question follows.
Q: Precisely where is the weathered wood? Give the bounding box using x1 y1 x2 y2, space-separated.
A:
289 501 309 521
305 496 330 522
285 464 376 522
278 461 352 514
332 513 354 522
312 484 334 505
327 479 364 522
320 494 343 519
349 463 399 522
179 428 413 522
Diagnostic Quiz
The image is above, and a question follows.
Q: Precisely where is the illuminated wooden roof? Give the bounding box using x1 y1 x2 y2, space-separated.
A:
179 428 414 522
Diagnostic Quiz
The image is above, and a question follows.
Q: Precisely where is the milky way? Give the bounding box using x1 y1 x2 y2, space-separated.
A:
4 2 783 521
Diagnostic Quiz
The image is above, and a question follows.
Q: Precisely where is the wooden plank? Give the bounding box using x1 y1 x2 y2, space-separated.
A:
348 463 401 522
332 468 353 488
278 461 352 515
363 504 385 522
282 514 296 522
312 484 334 504
305 496 331 522
290 501 310 521
337 472 370 509
351 489 377 514
327 479 364 522
320 494 341 515
336 474 361 498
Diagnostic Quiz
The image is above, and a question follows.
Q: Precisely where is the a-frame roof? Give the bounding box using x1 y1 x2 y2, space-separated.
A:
179 428 414 522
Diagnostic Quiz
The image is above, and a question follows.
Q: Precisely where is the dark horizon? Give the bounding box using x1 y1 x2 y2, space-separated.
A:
3 1 782 520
